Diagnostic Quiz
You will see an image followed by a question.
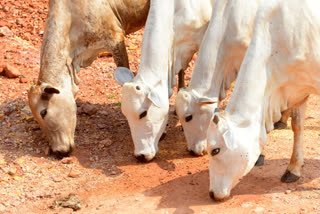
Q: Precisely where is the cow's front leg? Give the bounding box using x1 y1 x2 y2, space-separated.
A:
281 101 307 183
111 37 130 69
274 109 291 129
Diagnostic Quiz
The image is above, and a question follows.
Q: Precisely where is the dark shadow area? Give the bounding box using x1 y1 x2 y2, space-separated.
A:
142 158 320 210
0 98 192 176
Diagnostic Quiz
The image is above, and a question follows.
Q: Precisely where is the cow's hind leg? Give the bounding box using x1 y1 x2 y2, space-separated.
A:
274 109 291 130
281 100 307 183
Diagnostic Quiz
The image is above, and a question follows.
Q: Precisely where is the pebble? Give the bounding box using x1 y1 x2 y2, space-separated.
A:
19 77 28 83
68 168 81 178
80 103 98 115
285 190 291 194
61 157 73 164
52 177 63 183
100 139 113 147
3 64 21 78
8 168 17 176
110 171 116 175
0 26 13 37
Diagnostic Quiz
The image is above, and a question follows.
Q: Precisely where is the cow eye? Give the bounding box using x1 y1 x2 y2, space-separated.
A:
185 115 193 122
211 148 220 156
40 109 47 119
139 111 147 119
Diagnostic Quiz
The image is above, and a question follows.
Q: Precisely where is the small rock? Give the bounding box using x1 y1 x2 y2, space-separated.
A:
81 103 98 115
100 139 113 147
8 168 17 176
52 177 63 183
0 26 13 37
38 30 44 35
16 18 23 25
50 193 82 211
68 168 81 178
19 77 28 83
187 171 192 175
285 190 291 194
61 157 73 164
3 64 21 78
2 6 9 12
0 114 4 120
24 115 34 122
110 171 116 175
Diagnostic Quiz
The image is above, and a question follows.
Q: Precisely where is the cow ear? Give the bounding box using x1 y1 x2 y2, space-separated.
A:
222 129 237 150
147 88 162 108
114 67 134 86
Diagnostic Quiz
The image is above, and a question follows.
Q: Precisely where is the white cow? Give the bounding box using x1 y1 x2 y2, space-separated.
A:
114 0 213 161
207 0 320 200
175 0 263 156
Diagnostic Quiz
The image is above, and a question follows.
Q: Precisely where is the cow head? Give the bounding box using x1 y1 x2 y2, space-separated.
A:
206 111 261 200
114 67 169 162
175 89 217 156
28 83 77 158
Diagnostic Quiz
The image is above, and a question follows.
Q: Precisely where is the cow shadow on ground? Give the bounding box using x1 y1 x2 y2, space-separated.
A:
0 97 193 175
72 99 196 175
142 158 320 213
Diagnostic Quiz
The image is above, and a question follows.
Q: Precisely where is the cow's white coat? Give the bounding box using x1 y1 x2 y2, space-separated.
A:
115 0 213 161
207 0 320 200
175 0 262 155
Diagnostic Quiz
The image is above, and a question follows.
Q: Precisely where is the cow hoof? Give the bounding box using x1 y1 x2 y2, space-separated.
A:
281 170 300 183
255 154 265 166
274 121 287 130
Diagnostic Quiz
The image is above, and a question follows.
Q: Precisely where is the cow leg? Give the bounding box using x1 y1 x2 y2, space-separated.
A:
111 39 130 69
178 69 185 89
274 109 291 129
281 101 306 183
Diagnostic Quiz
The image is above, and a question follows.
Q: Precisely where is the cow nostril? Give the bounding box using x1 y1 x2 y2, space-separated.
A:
136 154 147 162
55 150 71 159
209 191 215 200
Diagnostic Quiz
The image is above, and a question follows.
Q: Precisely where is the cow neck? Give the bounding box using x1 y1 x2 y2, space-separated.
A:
135 0 174 96
188 0 258 101
188 1 231 100
223 20 271 143
38 0 75 94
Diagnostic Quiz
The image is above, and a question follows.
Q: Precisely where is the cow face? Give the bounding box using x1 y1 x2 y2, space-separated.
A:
28 83 76 158
175 89 217 156
114 67 169 162
206 112 260 200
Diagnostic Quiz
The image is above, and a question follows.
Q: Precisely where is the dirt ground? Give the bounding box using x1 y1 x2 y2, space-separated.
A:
0 0 319 213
